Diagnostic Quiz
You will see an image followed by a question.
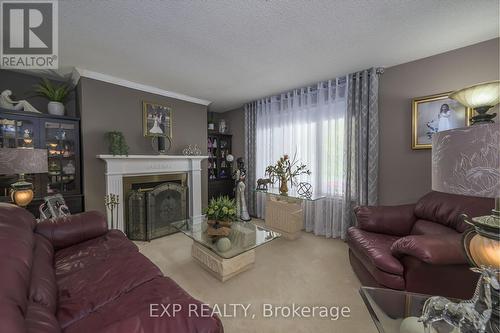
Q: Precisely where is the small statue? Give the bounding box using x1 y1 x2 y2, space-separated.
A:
256 178 272 191
55 129 66 140
0 90 40 113
23 129 33 145
420 266 499 333
233 158 251 221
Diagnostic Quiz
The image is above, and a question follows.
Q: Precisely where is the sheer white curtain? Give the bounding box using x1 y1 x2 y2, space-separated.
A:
253 77 348 238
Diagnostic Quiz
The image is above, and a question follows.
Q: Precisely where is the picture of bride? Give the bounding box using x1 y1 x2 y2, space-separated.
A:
149 112 164 134
143 101 172 137
412 92 470 149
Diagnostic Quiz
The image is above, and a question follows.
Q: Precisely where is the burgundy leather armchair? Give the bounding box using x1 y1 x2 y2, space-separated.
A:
346 191 494 300
0 203 223 333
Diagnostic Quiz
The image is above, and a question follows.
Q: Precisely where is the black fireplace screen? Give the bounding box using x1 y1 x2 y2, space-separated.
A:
127 182 187 241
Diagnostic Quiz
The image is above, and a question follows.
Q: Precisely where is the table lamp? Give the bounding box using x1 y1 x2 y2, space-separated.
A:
432 122 500 333
449 80 500 124
0 148 48 206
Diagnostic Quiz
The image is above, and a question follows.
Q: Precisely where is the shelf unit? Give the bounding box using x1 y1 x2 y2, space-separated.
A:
207 132 234 200
0 108 84 216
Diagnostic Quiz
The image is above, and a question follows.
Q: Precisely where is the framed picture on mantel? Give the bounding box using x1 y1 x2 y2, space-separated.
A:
142 101 172 138
411 92 471 149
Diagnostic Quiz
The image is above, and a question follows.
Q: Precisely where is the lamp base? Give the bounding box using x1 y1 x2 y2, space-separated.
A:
471 106 497 124
10 174 34 207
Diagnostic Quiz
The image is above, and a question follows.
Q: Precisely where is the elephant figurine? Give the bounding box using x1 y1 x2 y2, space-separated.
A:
256 178 272 190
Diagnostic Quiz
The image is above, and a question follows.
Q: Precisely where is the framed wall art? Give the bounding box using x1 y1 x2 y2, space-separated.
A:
411 92 471 149
142 101 172 138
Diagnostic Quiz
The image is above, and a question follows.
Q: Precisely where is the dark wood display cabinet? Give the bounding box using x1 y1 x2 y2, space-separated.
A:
0 108 84 216
207 133 234 201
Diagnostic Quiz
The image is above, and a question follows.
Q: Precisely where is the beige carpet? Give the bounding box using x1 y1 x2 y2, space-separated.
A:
136 222 376 333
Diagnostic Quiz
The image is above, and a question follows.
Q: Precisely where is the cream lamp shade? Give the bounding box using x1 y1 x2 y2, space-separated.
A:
0 148 48 206
432 123 500 265
0 148 48 174
432 123 500 198
449 80 500 124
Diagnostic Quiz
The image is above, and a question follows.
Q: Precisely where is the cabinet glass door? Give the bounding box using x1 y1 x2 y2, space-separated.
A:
218 136 231 179
44 121 79 195
208 135 218 180
0 115 38 148
0 114 39 200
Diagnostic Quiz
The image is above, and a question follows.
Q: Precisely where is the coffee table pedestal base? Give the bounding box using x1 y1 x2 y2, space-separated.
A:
191 242 255 282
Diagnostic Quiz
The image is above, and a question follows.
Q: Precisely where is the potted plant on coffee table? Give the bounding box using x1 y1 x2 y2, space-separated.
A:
204 196 236 237
34 78 71 116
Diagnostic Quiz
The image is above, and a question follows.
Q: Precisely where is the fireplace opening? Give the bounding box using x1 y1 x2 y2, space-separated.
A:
123 173 188 241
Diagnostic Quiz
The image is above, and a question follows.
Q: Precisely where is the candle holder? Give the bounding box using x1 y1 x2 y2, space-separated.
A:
104 193 120 229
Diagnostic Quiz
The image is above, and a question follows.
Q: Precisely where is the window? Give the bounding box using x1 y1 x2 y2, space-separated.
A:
254 84 347 200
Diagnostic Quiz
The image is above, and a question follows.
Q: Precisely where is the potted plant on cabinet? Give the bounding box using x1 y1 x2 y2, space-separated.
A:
34 78 71 116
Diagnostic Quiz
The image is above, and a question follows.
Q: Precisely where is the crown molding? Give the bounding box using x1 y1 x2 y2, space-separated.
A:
72 67 211 106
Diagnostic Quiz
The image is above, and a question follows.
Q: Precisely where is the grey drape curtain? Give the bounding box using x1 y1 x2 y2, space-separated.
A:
244 67 380 239
244 104 257 216
341 68 380 237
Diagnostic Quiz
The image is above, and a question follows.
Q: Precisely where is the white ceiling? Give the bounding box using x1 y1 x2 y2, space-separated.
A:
59 0 499 112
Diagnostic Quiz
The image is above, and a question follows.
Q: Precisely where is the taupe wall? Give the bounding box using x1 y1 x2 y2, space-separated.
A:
78 77 208 212
379 38 499 205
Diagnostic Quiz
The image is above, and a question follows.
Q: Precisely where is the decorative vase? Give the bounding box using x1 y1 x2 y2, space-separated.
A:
62 161 75 175
216 237 231 252
279 176 288 195
218 119 227 133
47 101 64 116
399 317 441 333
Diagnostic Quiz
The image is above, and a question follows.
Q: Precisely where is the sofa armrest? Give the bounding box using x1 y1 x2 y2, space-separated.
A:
35 211 108 250
390 233 467 265
354 204 416 236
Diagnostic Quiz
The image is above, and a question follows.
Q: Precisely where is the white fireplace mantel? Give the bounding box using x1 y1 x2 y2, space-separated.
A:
97 154 208 231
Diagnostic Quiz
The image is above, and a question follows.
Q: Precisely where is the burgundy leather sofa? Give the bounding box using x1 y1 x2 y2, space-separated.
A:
347 191 494 300
0 203 223 333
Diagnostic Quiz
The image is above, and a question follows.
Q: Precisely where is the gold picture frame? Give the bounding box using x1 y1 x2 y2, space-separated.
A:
411 92 472 149
142 101 172 138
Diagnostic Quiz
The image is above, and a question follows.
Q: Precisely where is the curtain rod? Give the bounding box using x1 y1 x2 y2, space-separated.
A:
351 67 385 77
246 67 385 105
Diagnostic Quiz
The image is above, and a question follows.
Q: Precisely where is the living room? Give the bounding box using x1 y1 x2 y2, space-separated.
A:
0 1 499 333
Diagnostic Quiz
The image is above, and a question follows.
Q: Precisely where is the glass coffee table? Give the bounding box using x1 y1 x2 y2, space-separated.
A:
172 219 281 281
360 287 460 333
